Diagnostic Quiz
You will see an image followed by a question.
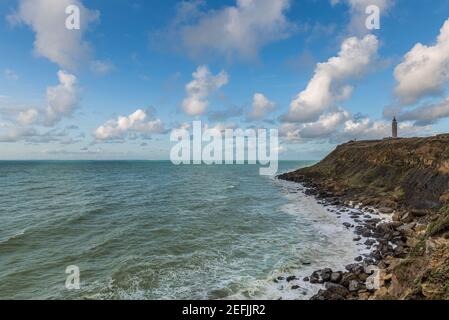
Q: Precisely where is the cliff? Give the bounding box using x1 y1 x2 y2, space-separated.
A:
280 134 449 210
279 134 449 299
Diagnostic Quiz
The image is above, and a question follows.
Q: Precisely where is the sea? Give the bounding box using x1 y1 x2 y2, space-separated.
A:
0 161 360 300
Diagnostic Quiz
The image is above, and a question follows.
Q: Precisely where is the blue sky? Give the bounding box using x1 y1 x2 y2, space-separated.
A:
1 0 449 160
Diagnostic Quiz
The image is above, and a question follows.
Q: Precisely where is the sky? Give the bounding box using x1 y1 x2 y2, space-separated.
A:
0 0 449 160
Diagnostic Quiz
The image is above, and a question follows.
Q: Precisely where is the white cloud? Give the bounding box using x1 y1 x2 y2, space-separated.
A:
17 109 39 125
299 110 350 138
394 96 449 125
182 65 229 116
394 18 449 105
4 69 19 81
94 109 165 140
8 0 99 70
165 0 293 60
7 70 79 127
45 70 80 125
283 34 379 123
280 109 350 140
247 93 276 120
331 0 393 35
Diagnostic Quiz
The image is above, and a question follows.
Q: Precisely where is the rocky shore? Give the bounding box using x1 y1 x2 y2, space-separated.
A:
278 135 449 300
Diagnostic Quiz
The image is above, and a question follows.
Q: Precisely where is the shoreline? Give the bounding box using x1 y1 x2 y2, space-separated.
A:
277 174 415 300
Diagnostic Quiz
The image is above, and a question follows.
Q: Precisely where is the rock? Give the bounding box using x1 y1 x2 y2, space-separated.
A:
355 256 363 262
414 224 427 233
411 209 427 217
379 207 394 214
365 239 376 246
324 282 350 297
392 212 401 222
397 222 416 236
343 222 352 228
353 236 361 241
401 212 413 223
303 277 310 282
286 275 297 282
330 272 342 283
291 285 300 290
310 268 333 284
340 273 359 288
348 280 360 292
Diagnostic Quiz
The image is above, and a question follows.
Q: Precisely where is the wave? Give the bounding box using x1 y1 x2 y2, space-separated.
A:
0 229 27 245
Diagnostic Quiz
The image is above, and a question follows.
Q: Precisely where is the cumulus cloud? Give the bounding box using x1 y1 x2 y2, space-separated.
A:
182 66 229 116
8 0 99 70
5 70 79 127
247 93 276 120
45 70 80 125
160 0 293 60
94 109 165 141
331 0 393 35
282 34 379 123
394 18 449 105
280 110 350 141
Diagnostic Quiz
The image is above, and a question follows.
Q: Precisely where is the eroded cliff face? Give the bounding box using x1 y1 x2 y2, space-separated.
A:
279 134 449 300
280 134 449 210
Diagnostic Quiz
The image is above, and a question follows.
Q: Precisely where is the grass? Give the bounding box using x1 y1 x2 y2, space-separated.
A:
427 204 449 236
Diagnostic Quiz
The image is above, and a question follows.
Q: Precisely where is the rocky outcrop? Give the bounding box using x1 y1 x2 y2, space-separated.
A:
279 134 449 300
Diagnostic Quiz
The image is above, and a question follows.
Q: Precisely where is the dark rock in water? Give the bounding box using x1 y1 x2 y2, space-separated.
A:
343 222 352 228
291 285 300 290
277 276 285 281
310 268 333 284
302 261 311 266
286 275 297 282
355 256 363 262
365 239 376 246
353 236 361 241
303 277 310 282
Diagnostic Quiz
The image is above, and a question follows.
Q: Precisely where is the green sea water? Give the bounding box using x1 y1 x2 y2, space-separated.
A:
0 161 359 299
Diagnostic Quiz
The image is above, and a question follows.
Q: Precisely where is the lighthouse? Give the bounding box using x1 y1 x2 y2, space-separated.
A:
392 117 398 138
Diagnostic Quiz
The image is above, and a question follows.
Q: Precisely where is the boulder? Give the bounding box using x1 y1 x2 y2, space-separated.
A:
310 268 333 284
324 282 350 297
348 280 361 292
330 272 343 283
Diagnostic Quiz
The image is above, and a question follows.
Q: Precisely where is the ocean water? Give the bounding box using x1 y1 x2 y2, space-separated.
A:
0 161 359 300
